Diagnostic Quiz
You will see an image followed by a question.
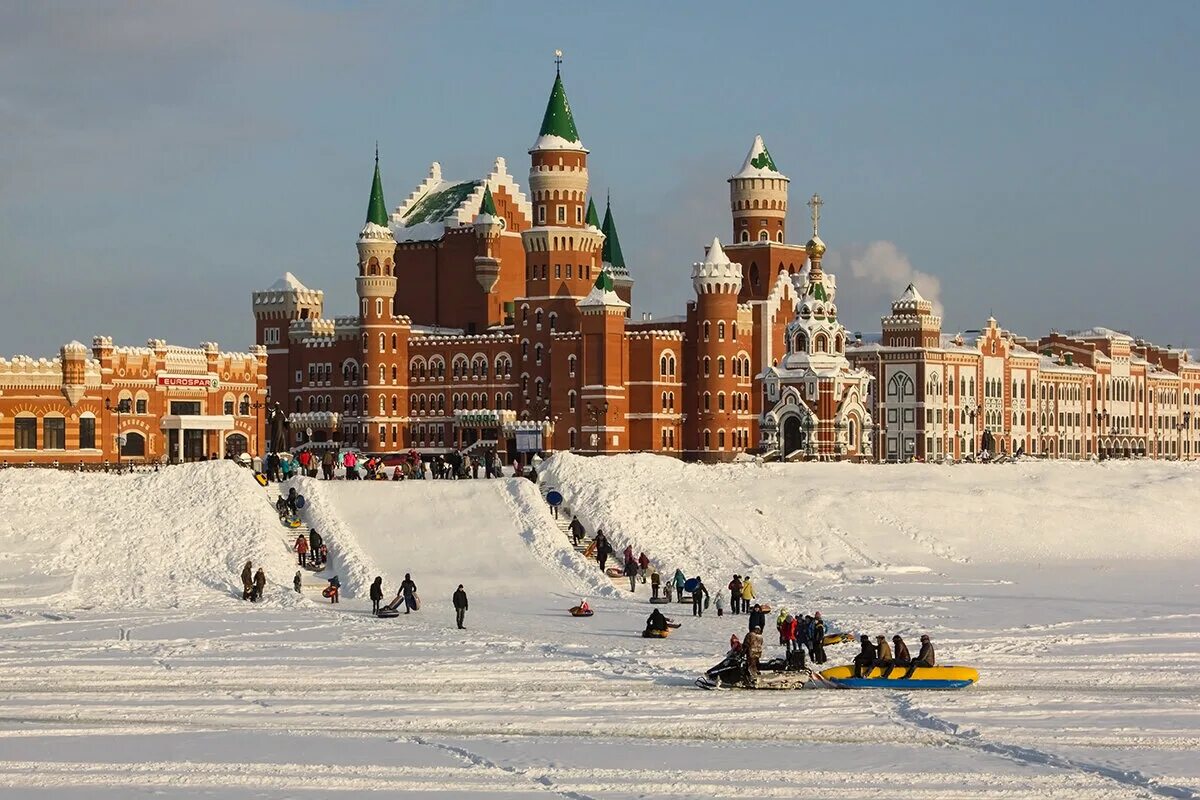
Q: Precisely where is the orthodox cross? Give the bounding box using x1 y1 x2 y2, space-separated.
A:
554 49 563 75
807 193 823 237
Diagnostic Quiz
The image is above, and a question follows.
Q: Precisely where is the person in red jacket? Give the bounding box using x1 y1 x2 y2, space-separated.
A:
294 533 308 566
637 552 650 583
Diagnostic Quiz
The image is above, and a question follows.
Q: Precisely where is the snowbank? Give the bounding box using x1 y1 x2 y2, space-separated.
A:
0 462 300 609
287 476 618 603
539 453 1200 579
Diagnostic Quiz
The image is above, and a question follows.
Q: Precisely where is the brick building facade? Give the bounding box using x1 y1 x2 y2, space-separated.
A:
253 64 1199 463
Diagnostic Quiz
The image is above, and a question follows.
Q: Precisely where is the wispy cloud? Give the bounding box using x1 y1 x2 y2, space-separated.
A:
824 241 944 329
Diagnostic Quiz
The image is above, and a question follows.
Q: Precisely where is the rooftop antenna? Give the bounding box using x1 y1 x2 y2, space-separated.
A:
554 49 563 76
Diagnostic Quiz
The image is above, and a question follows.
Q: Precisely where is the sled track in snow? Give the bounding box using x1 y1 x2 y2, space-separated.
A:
888 693 1200 799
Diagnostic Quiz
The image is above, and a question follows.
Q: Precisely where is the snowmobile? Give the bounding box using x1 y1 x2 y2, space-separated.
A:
695 648 829 690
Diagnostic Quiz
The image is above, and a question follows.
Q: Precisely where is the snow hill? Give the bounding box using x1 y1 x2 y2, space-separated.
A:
539 453 1200 585
0 462 299 609
287 475 616 603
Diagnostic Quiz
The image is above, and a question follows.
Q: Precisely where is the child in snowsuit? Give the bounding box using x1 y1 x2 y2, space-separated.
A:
293 571 301 593
714 591 725 617
295 534 308 566
324 576 340 604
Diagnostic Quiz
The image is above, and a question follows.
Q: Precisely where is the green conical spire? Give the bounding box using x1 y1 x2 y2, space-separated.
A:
600 198 625 270
366 145 388 226
585 197 600 228
537 73 581 144
479 185 497 216
593 266 614 293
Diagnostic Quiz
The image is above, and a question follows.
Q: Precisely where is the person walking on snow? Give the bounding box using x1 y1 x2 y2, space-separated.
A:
569 515 585 547
308 530 323 567
594 532 611 572
650 570 661 600
369 576 384 615
714 589 725 617
744 626 764 683
638 552 650 583
625 557 638 592
400 573 417 613
251 567 266 602
453 584 469 629
728 575 743 615
672 569 687 603
691 578 710 617
241 561 254 600
294 533 308 566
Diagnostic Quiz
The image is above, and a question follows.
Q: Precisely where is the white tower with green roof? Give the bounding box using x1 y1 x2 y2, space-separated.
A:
729 134 790 244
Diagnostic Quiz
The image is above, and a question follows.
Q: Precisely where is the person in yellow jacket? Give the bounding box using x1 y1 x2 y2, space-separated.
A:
776 607 789 645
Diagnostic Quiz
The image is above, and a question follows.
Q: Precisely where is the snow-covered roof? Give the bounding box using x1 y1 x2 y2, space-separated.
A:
896 283 925 303
732 134 787 181
1072 326 1135 343
390 159 532 243
577 269 629 310
267 272 311 293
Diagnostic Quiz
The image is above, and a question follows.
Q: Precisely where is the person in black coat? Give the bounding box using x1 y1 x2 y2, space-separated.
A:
308 529 323 567
728 575 743 615
853 635 878 678
369 576 384 615
691 578 710 617
811 614 827 664
453 584 469 629
400 573 417 613
594 532 610 571
747 603 766 634
645 608 668 634
884 635 911 678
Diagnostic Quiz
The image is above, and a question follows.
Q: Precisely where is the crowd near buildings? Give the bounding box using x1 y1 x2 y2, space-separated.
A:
3 63 1197 466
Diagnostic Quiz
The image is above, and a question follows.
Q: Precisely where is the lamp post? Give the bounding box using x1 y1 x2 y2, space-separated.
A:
105 397 131 472
803 415 815 460
586 401 609 453
250 397 269 458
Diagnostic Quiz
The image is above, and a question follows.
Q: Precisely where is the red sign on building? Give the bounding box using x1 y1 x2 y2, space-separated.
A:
157 375 219 389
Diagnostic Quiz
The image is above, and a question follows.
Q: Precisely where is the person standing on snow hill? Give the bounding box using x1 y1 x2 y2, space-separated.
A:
594 531 611 571
241 561 254 600
728 575 743 615
569 515 585 547
714 589 725 617
691 578 710 617
294 533 308 566
251 567 266 602
650 570 661 600
747 604 766 636
308 530 322 567
399 573 417 613
453 584 469 629
638 552 650 583
811 613 827 664
625 557 638 592
672 569 686 603
369 576 384 615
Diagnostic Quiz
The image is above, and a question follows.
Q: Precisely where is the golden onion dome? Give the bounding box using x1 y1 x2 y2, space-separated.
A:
806 235 826 258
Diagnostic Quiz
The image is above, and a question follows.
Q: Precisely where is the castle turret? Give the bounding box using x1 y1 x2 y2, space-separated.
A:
691 238 744 461
729 135 789 244
600 197 633 307
60 340 89 407
577 268 630 453
473 185 503 293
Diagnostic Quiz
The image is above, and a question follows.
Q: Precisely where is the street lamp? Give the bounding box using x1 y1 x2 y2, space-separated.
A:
250 397 269 458
105 397 131 471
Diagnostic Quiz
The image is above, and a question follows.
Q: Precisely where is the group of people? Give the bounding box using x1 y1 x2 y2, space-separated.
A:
853 633 935 679
292 529 327 568
725 575 757 614
775 608 831 664
368 573 422 615
240 561 267 602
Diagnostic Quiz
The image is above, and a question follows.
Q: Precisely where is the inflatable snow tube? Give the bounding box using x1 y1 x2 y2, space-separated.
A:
569 606 594 617
822 632 855 647
376 608 400 618
642 628 671 639
606 567 625 578
648 597 671 604
819 665 978 689
321 587 337 598
683 577 700 593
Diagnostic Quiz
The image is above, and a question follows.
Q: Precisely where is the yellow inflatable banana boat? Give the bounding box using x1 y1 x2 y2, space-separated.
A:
819 664 979 689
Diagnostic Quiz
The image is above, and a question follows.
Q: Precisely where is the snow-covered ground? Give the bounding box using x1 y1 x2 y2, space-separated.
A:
0 457 1197 798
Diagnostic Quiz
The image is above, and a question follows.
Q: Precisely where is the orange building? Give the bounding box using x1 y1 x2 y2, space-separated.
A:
0 338 267 467
254 62 1199 464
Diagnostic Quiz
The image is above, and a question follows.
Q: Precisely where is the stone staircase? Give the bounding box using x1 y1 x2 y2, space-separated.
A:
262 482 332 601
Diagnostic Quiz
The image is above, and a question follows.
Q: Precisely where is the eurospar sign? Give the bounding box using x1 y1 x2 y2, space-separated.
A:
157 374 220 390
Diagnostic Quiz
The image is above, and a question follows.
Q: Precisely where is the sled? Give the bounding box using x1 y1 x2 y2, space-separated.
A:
683 578 700 593
583 540 598 559
569 606 594 617
321 586 337 598
282 518 303 529
666 621 681 629
294 495 306 509
819 664 979 689
376 608 400 618
605 567 625 578
823 631 855 647
302 562 323 572
642 628 671 638
407 594 421 611
254 472 268 486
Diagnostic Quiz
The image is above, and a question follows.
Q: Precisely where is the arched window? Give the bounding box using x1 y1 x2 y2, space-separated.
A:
378 333 385 353
391 333 397 351
718 322 726 341
567 355 576 377
703 357 711 377
704 429 711 449
569 390 577 412
121 431 146 457
718 356 726 377
361 333 368 352
758 231 768 242
703 321 710 342
718 392 726 411
703 392 711 412
549 313 557 331
535 344 543 365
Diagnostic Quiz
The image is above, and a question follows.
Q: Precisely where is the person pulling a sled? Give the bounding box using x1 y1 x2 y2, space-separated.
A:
324 575 340 604
399 573 417 613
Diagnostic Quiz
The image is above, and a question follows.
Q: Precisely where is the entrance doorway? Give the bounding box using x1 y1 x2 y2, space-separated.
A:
783 416 805 457
169 429 206 462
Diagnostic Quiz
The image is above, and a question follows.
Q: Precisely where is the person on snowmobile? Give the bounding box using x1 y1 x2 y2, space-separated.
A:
853 635 877 678
902 635 935 678
645 608 669 635
883 635 911 678
369 576 384 615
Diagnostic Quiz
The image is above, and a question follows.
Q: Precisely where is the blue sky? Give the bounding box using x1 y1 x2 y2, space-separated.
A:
2 1 1197 355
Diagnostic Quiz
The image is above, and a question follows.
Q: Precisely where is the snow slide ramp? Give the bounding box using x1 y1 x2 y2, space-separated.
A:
290 477 617 604
0 462 300 609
